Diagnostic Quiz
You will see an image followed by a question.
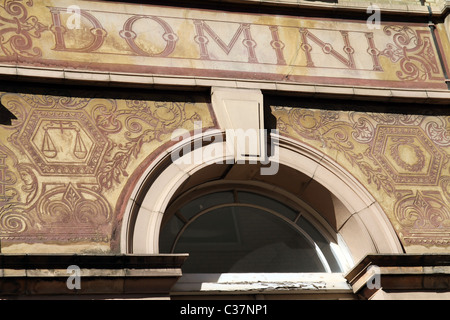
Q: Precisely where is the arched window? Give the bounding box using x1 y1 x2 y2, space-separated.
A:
159 184 348 274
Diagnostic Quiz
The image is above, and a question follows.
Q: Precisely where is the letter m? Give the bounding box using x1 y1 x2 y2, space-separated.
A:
194 20 258 63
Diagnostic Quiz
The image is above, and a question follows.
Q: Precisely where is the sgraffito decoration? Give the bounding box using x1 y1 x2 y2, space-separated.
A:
0 0 47 58
271 106 450 249
0 0 448 89
380 26 442 82
0 89 214 247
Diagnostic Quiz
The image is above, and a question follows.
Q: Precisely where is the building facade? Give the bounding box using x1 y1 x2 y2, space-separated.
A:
0 0 449 299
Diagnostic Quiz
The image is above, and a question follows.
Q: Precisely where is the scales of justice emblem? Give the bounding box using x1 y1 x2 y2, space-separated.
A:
39 120 91 162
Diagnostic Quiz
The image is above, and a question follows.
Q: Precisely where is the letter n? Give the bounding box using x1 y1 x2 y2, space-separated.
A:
299 28 355 69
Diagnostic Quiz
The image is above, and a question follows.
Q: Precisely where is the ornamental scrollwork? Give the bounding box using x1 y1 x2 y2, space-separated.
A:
0 0 47 58
0 91 211 240
395 190 450 232
36 183 112 226
425 117 450 147
273 107 396 195
93 99 202 191
0 145 32 235
380 25 440 81
389 136 426 173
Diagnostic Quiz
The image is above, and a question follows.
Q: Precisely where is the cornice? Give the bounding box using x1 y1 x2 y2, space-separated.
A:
107 0 449 19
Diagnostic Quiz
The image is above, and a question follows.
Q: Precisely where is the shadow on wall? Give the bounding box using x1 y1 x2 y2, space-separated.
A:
0 101 17 125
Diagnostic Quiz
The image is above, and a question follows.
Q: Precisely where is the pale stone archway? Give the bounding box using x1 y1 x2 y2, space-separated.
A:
120 87 403 270
120 131 404 266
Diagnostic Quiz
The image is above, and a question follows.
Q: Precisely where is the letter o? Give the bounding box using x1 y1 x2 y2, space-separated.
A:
120 15 178 57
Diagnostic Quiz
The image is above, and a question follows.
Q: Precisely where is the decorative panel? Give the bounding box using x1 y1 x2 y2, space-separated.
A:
271 104 450 252
0 88 214 252
0 0 448 89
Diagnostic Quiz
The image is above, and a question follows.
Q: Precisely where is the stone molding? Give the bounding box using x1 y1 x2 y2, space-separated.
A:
345 253 450 299
211 87 265 162
1 67 449 104
122 133 403 261
0 254 188 298
121 0 449 17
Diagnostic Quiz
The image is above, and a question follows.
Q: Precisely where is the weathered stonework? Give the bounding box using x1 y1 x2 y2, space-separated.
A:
0 0 448 90
0 88 215 252
0 0 448 254
271 104 450 252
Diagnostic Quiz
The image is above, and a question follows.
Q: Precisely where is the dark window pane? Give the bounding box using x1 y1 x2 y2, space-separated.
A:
179 191 234 220
159 215 183 252
238 191 298 221
174 205 325 273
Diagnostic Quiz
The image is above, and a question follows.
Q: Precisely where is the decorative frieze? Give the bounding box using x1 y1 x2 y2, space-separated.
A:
271 104 450 249
0 88 215 245
0 0 448 89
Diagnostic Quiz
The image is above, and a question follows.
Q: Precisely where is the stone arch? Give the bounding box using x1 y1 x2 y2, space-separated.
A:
119 131 404 267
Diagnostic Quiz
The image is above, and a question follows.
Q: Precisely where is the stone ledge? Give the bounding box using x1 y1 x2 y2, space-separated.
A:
0 254 188 298
123 0 448 17
172 273 352 294
1 67 449 105
345 254 450 299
